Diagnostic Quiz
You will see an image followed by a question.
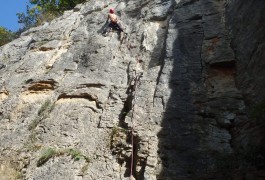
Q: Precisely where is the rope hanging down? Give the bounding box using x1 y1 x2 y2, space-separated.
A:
130 71 143 180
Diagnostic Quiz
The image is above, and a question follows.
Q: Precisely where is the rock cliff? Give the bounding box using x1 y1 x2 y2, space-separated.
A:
0 0 264 179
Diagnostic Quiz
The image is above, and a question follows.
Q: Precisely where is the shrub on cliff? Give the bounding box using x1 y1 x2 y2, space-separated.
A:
17 0 87 30
0 27 15 47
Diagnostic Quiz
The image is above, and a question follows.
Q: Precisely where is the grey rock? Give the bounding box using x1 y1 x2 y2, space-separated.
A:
0 0 264 179
0 64 6 69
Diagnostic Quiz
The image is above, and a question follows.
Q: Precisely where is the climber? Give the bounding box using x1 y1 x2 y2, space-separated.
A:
103 8 126 39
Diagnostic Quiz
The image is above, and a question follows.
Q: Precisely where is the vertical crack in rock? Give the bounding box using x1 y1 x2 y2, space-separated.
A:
129 133 147 180
153 0 177 106
119 91 133 127
116 75 141 178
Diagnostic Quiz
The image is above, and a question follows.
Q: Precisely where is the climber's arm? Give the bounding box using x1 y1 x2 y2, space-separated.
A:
105 14 110 24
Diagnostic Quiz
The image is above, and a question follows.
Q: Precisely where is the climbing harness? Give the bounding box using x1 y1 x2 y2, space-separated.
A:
129 71 143 180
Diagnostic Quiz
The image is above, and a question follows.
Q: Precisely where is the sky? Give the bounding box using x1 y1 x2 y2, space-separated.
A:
0 0 29 32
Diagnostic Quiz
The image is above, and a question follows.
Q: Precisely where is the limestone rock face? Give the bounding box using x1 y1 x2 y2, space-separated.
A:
0 0 264 179
226 1 265 178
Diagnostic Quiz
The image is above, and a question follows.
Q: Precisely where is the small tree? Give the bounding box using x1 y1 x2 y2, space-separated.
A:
17 0 87 30
17 5 39 30
0 27 15 46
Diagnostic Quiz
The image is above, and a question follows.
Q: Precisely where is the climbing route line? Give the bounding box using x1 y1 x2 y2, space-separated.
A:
130 71 143 180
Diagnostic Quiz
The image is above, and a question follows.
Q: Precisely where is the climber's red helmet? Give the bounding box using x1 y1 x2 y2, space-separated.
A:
109 8 115 14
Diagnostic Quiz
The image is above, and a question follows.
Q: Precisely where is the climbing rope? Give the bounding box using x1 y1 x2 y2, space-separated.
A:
129 71 143 180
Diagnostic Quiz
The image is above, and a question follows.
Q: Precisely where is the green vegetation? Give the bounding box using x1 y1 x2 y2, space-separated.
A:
110 126 127 145
0 27 15 46
66 148 86 161
37 147 57 166
23 131 43 152
17 0 88 30
28 99 54 130
111 126 120 138
37 99 54 116
25 100 55 153
28 116 42 131
0 0 88 46
111 126 126 138
37 147 90 167
110 126 128 152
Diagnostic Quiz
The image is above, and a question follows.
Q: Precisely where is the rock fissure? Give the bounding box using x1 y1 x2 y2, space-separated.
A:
27 80 58 91
57 93 102 109
76 83 106 89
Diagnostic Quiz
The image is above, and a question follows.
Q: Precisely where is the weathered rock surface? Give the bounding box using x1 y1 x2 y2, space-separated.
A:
0 0 264 179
